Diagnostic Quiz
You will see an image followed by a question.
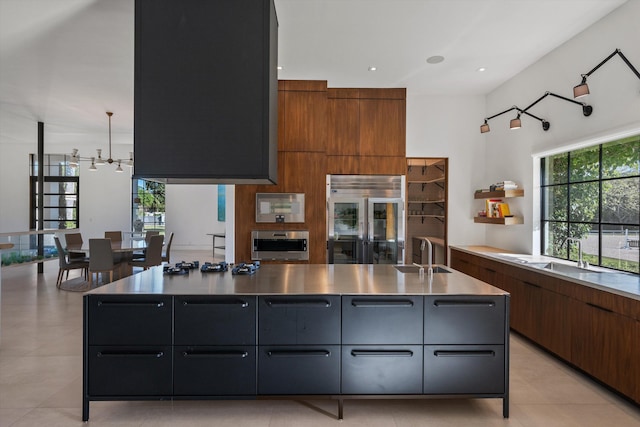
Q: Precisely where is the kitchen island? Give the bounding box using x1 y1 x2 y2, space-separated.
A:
83 264 510 421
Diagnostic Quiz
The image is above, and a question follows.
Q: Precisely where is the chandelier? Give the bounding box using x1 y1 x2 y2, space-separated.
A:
70 112 133 172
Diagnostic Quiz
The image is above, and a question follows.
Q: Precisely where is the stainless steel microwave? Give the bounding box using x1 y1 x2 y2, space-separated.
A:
251 230 309 261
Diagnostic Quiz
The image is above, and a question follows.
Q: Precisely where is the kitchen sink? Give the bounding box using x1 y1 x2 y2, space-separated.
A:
394 265 451 274
526 262 605 274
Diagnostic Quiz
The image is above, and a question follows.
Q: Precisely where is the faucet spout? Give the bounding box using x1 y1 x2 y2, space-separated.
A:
563 237 588 269
420 238 434 277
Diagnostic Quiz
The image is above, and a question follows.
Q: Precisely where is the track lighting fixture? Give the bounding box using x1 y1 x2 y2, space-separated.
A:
480 105 551 133
574 48 640 99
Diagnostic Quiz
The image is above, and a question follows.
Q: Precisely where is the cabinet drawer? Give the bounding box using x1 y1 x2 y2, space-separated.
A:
175 296 256 345
258 345 340 394
341 345 423 394
87 345 172 396
423 345 505 394
258 295 340 345
342 296 423 344
424 296 505 344
174 346 256 396
86 295 172 345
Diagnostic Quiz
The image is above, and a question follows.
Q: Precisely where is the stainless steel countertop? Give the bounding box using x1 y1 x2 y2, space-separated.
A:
85 264 508 296
451 245 640 301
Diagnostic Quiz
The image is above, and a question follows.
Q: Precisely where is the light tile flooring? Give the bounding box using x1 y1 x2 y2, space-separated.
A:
1 250 639 426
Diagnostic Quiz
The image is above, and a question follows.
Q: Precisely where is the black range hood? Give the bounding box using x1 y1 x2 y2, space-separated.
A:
134 0 278 184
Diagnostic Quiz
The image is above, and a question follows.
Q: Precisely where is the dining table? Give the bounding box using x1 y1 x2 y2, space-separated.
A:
66 236 148 278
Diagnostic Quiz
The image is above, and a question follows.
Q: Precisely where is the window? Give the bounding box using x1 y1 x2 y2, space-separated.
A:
132 179 165 232
30 154 80 230
540 135 640 274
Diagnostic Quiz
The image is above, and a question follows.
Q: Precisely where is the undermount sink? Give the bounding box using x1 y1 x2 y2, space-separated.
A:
526 262 604 274
394 265 451 274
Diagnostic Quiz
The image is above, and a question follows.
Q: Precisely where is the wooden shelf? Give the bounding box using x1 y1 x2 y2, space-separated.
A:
408 199 445 204
474 189 524 199
474 216 523 225
408 177 445 184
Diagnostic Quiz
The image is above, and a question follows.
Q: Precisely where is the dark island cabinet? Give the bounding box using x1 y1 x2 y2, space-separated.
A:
84 291 509 420
173 296 257 396
258 295 341 394
85 295 173 398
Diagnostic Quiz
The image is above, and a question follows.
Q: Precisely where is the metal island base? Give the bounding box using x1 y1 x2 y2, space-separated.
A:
82 264 510 421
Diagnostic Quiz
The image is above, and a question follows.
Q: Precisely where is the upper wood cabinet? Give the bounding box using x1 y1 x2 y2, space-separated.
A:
327 88 406 158
280 80 327 152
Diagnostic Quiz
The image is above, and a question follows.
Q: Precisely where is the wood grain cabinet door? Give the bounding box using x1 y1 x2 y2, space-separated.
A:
359 98 405 157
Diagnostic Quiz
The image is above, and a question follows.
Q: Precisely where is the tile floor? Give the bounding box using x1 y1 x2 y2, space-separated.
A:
1 250 639 426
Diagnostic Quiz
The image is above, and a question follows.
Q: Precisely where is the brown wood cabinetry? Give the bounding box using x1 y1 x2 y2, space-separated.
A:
281 81 327 152
450 247 639 404
235 81 407 264
571 299 639 401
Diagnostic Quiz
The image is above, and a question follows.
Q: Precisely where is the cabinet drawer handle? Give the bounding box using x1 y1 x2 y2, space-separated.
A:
351 299 414 307
523 281 541 289
267 350 331 357
586 302 613 313
182 299 249 307
434 350 495 357
485 268 496 273
433 300 495 307
351 350 414 357
97 301 165 308
266 299 331 307
97 351 164 358
182 351 248 358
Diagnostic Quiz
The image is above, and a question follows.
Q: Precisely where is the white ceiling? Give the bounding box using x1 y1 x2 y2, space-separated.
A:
0 0 628 147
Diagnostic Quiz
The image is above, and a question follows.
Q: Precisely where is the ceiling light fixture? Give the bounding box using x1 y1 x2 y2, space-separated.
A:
70 112 133 172
480 105 551 133
574 48 640 99
477 67 486 72
368 66 377 71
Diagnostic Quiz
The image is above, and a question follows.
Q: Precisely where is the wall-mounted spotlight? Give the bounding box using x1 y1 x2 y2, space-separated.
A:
574 48 640 99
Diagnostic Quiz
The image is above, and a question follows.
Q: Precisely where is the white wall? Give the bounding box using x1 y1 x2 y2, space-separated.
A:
482 0 640 254
406 94 487 248
164 184 226 252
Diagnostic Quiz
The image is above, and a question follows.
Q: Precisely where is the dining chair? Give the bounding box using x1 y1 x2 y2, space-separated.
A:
104 231 122 242
131 230 161 260
161 232 174 263
129 234 164 271
64 232 86 260
54 236 88 288
89 238 122 286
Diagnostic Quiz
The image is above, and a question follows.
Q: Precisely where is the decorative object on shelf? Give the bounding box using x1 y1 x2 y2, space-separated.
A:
200 261 228 272
573 48 640 98
69 112 133 172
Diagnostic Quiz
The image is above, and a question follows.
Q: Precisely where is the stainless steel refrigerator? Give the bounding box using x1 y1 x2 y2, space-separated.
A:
327 175 405 264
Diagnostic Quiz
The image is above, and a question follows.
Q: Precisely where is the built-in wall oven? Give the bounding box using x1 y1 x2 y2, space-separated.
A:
251 230 309 261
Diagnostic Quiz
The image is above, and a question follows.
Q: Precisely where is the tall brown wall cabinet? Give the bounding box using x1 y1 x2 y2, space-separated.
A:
235 81 407 263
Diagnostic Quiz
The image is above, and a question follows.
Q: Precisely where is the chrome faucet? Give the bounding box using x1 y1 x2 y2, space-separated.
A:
420 238 434 277
563 237 588 269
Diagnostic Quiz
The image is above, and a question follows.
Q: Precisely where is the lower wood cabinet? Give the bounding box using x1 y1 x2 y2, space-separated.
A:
450 247 640 405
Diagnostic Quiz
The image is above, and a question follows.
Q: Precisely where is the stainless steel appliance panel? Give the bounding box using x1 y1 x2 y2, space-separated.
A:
251 230 309 261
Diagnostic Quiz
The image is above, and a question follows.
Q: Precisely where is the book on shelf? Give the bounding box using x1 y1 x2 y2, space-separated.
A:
485 199 502 218
497 202 511 217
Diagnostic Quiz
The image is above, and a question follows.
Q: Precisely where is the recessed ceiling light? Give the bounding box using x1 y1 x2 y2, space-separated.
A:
277 66 283 70
368 66 377 71
477 67 486 72
426 55 445 64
